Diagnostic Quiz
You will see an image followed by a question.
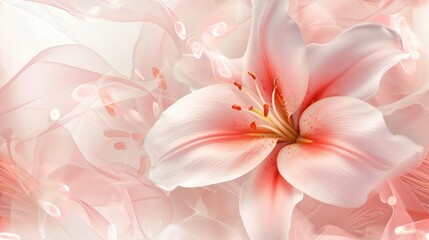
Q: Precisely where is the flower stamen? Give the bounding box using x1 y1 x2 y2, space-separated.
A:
263 103 269 117
249 71 266 105
230 70 301 142
256 124 290 141
232 104 242 111
271 82 297 136
152 67 168 90
296 136 313 143
234 82 242 90
250 121 257 130
247 70 257 80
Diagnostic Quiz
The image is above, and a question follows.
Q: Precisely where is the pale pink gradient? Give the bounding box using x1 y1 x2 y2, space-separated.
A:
2 0 429 239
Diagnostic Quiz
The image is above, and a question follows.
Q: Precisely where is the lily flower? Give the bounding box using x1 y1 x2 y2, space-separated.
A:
144 0 423 238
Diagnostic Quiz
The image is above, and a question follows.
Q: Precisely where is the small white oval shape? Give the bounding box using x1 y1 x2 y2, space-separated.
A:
0 232 21 240
175 21 187 40
39 200 61 218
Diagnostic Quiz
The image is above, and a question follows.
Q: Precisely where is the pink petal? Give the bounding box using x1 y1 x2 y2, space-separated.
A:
170 0 252 58
0 3 73 74
368 50 429 107
37 142 172 239
278 97 423 207
378 156 429 238
173 53 242 90
0 45 156 155
27 0 179 42
132 23 191 105
244 0 308 115
289 0 345 44
133 23 179 81
172 54 220 90
381 90 429 149
0 46 108 137
168 181 244 230
303 24 407 109
314 0 409 23
240 147 303 240
290 0 410 44
158 215 237 240
64 91 158 172
379 181 421 240
144 84 277 190
290 194 392 240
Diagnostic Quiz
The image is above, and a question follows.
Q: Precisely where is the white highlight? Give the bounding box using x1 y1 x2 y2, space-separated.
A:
211 22 227 37
129 109 144 123
215 56 232 79
39 200 61 218
394 226 406 235
107 0 121 8
0 232 21 240
158 224 182 240
72 83 97 101
3 0 22 4
49 109 61 121
191 42 203 59
153 102 160 119
394 225 417 235
58 183 70 192
186 38 203 59
88 6 101 15
387 196 397 206
412 51 421 60
108 224 118 240
175 21 187 40
133 69 146 80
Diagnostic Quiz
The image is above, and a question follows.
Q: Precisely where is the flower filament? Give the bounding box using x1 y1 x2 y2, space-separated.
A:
232 71 300 143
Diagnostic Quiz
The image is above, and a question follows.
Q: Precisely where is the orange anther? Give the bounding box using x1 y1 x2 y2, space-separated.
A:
263 103 269 117
114 142 127 150
247 70 257 80
105 105 116 117
152 67 168 90
159 79 168 90
101 94 116 116
232 104 242 111
233 82 242 90
152 67 161 78
131 133 145 142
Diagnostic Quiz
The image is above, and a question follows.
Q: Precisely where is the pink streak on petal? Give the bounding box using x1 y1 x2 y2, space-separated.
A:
240 147 303 240
279 96 423 207
145 84 277 190
244 0 308 115
303 24 407 109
